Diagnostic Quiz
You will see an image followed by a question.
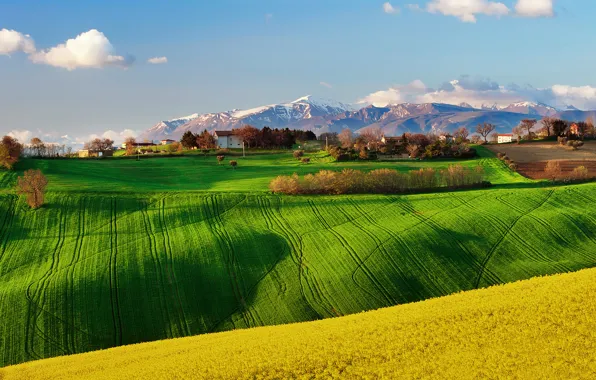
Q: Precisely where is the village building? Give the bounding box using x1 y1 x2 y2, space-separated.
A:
78 149 114 158
214 131 243 149
380 135 404 145
160 139 176 145
497 134 513 144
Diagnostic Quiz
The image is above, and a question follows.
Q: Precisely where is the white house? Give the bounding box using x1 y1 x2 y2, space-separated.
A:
497 134 513 144
214 131 243 149
160 139 176 145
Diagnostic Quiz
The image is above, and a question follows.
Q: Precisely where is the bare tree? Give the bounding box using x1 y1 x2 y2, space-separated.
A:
359 127 382 151
453 127 469 142
475 123 496 143
30 137 45 157
17 169 48 209
512 126 524 143
338 129 353 149
541 117 554 137
520 119 537 140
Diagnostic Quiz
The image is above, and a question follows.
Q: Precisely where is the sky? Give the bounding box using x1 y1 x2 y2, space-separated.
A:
0 0 593 144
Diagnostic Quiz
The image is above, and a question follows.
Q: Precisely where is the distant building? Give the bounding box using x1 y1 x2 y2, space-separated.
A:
160 139 176 145
497 134 513 144
214 131 243 149
380 135 404 145
78 149 114 158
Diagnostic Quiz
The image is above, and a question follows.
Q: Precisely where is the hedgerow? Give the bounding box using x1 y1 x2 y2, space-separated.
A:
269 165 487 195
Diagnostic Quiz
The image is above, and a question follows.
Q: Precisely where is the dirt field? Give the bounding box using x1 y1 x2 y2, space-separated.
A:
487 141 596 179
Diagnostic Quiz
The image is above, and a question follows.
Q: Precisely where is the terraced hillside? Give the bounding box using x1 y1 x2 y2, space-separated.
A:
2 266 595 379
2 181 596 366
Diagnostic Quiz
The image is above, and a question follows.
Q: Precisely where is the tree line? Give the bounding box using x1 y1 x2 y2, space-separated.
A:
269 165 487 195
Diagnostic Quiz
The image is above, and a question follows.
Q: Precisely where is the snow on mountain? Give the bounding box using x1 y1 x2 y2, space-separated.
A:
138 96 355 141
501 101 558 117
138 95 590 142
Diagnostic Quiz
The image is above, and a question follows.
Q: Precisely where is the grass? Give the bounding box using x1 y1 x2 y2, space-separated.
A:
1 181 596 367
7 149 529 193
0 148 593 369
2 267 595 379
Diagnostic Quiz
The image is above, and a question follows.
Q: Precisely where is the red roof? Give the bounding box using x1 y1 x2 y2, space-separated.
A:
498 134 514 137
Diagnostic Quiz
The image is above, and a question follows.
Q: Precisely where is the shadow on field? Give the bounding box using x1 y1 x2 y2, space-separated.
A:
16 228 293 367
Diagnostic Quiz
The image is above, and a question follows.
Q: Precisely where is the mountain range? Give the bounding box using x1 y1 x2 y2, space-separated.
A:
138 96 595 141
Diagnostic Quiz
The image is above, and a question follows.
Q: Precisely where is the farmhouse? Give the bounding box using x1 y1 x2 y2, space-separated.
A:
439 134 454 143
78 149 114 158
160 139 176 145
215 131 243 149
497 134 513 144
380 135 403 145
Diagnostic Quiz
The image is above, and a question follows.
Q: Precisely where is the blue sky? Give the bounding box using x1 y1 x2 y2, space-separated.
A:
0 0 592 142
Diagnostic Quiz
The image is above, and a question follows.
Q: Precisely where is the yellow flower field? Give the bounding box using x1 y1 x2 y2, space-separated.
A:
2 267 596 379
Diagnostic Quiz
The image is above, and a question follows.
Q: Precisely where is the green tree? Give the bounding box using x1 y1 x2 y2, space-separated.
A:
180 131 197 149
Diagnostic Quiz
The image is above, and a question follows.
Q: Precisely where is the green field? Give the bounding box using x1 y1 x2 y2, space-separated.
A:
0 148 528 193
1 148 594 367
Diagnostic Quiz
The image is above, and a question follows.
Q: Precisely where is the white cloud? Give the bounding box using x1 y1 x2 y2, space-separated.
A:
358 76 596 110
0 29 36 55
515 0 554 18
357 80 428 106
148 56 168 64
7 129 32 143
383 2 399 14
29 29 133 70
426 0 509 23
320 81 333 89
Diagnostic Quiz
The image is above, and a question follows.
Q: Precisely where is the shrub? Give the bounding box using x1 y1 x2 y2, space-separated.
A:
544 160 562 181
501 155 509 162
293 150 305 159
269 165 485 195
358 149 369 160
217 155 225 165
230 160 237 169
16 169 48 209
269 174 299 194
509 163 518 171
301 158 310 164
570 166 589 181
497 153 504 159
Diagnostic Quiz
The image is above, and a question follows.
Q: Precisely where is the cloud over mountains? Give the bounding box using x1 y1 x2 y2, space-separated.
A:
359 75 596 110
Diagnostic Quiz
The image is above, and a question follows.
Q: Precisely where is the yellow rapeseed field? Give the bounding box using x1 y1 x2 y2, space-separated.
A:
2 268 596 379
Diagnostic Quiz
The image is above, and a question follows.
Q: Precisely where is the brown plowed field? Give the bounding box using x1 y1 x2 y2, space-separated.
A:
486 141 596 180
516 160 596 179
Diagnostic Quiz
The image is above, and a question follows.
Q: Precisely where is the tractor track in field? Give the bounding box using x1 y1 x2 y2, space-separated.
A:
0 195 17 267
257 196 328 319
353 193 490 297
474 190 556 289
494 192 577 273
25 202 69 360
205 195 256 329
334 200 396 305
66 197 85 353
108 198 123 346
159 198 191 337
141 205 174 339
346 198 429 301
306 200 390 308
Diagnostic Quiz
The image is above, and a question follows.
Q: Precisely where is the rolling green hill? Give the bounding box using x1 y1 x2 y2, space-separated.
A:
0 149 593 367
4 148 528 193
2 267 595 379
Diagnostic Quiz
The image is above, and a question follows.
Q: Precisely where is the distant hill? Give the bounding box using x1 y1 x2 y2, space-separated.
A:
137 97 596 141
3 267 594 379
